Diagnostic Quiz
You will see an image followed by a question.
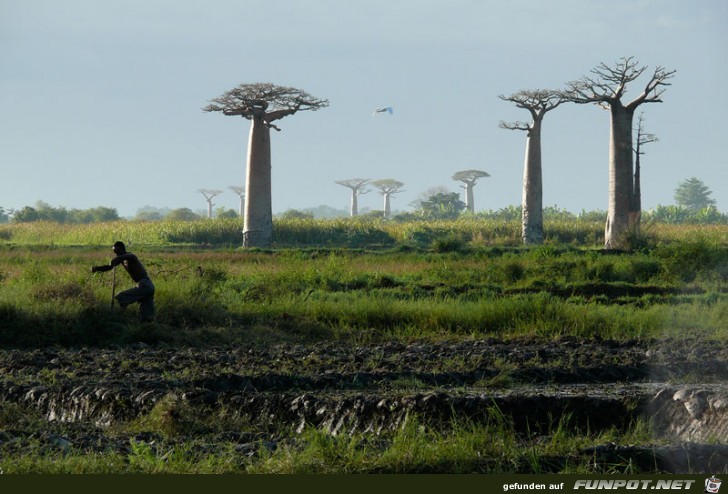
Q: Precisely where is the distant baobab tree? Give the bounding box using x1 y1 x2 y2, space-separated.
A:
335 178 371 216
499 89 566 245
203 83 328 247
371 179 405 218
229 185 245 217
451 170 490 214
197 189 223 219
566 57 675 250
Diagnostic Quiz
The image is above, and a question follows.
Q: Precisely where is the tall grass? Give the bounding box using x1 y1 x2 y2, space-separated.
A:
0 235 725 347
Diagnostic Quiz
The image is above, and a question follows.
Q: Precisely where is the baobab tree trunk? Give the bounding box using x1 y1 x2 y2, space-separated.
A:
383 194 391 218
522 119 543 245
350 191 359 217
243 116 273 247
464 183 475 213
605 105 635 250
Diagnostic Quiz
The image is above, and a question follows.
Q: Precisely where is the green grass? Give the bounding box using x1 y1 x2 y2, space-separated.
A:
0 224 725 347
0 405 658 474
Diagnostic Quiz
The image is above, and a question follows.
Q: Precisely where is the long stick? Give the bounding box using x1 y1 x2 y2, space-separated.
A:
111 266 117 309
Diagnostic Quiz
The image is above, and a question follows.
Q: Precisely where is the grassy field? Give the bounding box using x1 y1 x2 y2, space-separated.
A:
0 218 726 473
1 219 725 347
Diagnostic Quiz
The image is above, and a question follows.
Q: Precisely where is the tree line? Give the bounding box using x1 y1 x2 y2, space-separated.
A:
1 175 723 225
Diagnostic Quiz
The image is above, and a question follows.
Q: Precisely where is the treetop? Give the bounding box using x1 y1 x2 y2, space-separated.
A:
565 57 675 109
203 82 329 119
452 170 490 182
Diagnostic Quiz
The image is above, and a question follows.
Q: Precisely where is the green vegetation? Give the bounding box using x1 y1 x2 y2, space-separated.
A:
0 219 726 473
0 219 725 347
0 398 656 474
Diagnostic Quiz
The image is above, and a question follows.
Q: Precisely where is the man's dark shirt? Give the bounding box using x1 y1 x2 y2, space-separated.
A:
113 253 150 283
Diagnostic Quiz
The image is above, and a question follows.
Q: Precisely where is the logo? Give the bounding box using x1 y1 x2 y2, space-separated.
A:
706 477 722 494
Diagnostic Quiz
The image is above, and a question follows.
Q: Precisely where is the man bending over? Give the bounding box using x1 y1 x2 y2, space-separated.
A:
92 241 155 322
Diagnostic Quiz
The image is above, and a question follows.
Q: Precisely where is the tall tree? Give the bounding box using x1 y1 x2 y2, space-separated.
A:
566 57 675 249
499 89 566 245
229 185 245 217
674 177 716 211
451 170 490 213
204 83 328 247
197 189 223 219
335 178 371 216
371 179 405 218
420 192 466 220
630 112 658 231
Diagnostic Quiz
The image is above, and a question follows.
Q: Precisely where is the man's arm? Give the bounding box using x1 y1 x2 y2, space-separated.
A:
91 264 113 273
110 253 136 266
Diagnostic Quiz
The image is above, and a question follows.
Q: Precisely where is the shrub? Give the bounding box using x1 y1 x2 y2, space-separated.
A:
432 235 468 253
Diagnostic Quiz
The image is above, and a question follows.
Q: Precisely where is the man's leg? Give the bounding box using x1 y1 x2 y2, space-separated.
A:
139 294 155 322
115 279 155 319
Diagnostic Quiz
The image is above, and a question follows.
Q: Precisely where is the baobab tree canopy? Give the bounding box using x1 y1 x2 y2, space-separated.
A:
452 170 490 183
203 82 329 124
565 57 675 109
371 179 405 194
498 89 566 131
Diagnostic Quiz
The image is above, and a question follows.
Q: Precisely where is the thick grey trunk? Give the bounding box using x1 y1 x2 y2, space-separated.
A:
243 117 273 247
207 202 213 219
522 119 543 245
465 183 475 213
351 191 358 217
605 106 634 250
383 194 391 218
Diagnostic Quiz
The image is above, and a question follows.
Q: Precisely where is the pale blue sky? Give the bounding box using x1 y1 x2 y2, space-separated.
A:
1 0 726 217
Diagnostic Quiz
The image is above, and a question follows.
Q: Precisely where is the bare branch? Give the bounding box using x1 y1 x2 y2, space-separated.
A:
626 65 676 109
499 120 531 131
634 112 659 156
499 89 566 114
565 57 675 109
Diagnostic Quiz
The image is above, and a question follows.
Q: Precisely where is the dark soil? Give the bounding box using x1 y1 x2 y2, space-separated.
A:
2 336 728 473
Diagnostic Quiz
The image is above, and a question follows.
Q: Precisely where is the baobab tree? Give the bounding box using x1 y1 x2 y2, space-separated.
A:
371 179 405 218
451 169 490 214
197 189 223 219
228 185 245 217
203 83 328 247
565 57 675 250
335 178 371 217
631 113 658 231
499 89 566 245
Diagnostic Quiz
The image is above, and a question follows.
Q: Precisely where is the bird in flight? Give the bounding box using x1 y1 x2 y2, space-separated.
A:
372 106 394 116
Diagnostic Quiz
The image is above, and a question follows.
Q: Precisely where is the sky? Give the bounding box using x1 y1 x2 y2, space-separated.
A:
1 0 726 218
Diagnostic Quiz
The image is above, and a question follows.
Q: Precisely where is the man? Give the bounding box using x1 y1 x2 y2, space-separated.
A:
92 241 155 321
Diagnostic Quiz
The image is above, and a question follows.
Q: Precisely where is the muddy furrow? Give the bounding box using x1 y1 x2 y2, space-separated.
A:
3 338 728 472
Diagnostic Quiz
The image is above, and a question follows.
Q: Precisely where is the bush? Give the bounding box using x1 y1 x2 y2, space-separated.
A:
432 235 468 253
